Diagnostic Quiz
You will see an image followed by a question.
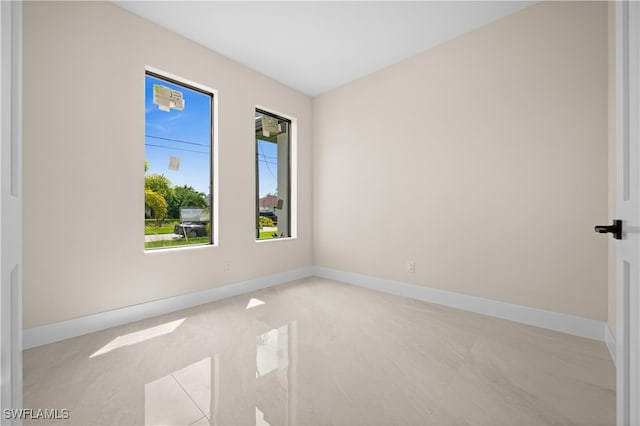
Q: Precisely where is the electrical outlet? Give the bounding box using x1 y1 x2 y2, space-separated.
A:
407 260 415 273
224 262 231 272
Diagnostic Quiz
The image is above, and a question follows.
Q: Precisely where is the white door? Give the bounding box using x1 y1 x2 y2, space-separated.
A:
614 1 640 424
0 1 23 424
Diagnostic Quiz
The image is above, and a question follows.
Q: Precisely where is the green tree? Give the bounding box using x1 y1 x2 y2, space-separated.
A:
168 185 208 219
145 174 173 201
144 163 172 222
145 189 168 222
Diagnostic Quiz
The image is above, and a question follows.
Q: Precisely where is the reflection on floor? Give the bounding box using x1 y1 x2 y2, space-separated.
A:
255 323 296 426
91 318 186 359
23 277 615 425
145 356 214 426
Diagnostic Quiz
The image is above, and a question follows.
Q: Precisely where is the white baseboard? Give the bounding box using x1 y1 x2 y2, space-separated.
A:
605 324 616 366
24 266 609 349
313 267 607 342
23 267 314 349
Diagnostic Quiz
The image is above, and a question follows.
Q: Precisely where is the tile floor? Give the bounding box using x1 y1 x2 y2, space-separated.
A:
23 278 615 425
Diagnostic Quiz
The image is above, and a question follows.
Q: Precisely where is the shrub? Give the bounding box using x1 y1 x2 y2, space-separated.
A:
259 216 274 228
144 189 168 222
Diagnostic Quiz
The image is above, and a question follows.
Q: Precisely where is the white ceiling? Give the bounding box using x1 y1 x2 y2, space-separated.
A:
114 1 535 96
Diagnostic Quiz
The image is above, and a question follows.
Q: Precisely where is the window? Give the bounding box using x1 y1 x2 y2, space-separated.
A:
256 109 292 240
144 71 213 249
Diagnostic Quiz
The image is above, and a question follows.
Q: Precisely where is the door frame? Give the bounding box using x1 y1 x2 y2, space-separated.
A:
0 0 23 424
616 1 639 424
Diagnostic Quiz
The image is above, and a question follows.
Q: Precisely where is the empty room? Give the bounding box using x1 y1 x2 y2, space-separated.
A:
1 0 639 425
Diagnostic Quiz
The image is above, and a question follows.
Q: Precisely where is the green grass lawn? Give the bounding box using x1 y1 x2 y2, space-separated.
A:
145 236 210 249
145 221 179 235
259 230 286 239
146 222 280 243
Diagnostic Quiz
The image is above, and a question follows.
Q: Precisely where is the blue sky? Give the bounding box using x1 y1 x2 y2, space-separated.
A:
257 138 278 197
145 74 278 198
145 74 211 195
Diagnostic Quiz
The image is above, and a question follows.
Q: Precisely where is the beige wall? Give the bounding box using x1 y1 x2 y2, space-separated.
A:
313 1 608 320
607 1 617 335
23 1 611 329
22 2 313 328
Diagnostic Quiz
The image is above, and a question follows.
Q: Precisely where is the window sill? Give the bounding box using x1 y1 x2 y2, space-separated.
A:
255 236 297 244
144 243 217 254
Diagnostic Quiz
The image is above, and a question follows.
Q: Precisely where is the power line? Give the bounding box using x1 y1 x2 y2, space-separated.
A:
258 155 278 165
145 134 209 148
258 153 277 160
145 143 208 155
258 141 277 191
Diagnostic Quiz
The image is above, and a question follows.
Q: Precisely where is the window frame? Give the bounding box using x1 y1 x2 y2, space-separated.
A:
144 67 218 252
255 107 297 242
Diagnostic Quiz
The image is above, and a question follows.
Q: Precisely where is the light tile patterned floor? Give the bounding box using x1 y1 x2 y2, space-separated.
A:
23 277 615 425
